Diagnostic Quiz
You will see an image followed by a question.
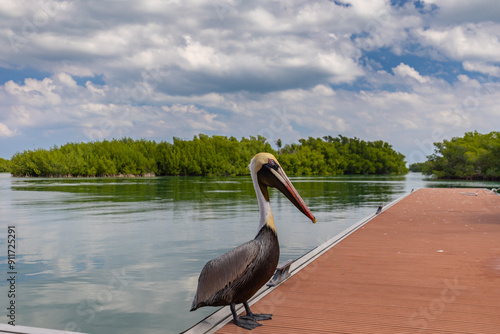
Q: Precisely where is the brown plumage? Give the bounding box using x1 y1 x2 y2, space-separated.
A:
191 225 279 309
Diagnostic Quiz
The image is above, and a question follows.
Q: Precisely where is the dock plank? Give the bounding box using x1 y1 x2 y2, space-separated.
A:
216 188 500 333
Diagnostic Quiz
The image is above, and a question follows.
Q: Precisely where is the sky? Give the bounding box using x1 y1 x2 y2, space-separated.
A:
1 0 499 163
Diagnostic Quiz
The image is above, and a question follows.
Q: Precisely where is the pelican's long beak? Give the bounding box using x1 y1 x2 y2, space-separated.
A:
259 163 316 223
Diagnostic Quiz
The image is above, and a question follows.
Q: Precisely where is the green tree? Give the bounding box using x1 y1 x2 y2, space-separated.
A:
0 158 11 172
422 131 500 179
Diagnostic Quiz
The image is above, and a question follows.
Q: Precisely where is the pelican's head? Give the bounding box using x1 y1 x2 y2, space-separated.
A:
250 152 316 223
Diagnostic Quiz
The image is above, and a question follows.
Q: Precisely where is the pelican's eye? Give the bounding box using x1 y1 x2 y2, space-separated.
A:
267 159 278 170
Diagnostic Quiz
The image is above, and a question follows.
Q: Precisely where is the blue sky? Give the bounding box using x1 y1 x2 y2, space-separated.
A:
1 0 499 163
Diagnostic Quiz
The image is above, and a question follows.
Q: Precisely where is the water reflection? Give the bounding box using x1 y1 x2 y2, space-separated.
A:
0 173 498 333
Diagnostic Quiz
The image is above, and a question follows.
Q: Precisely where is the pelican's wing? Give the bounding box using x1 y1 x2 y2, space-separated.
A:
191 239 260 309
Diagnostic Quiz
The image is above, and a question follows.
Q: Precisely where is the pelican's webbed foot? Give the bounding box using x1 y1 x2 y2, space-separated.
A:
240 313 272 321
230 303 262 330
233 316 262 330
240 301 273 321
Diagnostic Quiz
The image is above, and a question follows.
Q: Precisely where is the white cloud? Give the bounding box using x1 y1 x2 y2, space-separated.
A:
10 105 31 126
0 122 16 137
55 72 77 88
0 0 29 17
463 61 500 77
161 104 226 131
353 5 423 53
422 0 500 24
317 52 364 83
177 36 226 71
5 78 61 105
415 22 500 62
392 63 430 84
350 0 387 17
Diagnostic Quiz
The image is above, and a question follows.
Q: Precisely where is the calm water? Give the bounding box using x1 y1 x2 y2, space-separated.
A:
0 173 498 333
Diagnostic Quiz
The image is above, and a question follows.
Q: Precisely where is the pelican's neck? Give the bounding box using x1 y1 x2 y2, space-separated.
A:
251 171 276 234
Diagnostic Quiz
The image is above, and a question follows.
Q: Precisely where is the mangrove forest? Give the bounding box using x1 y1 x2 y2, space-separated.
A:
0 158 11 173
9 134 408 177
420 131 500 180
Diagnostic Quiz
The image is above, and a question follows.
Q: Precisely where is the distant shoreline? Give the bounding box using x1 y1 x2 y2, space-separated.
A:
5 172 500 181
7 135 409 178
10 173 156 178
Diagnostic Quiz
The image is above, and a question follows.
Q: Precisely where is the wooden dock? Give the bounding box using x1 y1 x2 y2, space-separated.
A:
188 188 500 333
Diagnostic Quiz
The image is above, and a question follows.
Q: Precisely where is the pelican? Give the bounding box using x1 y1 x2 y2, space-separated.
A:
190 152 316 330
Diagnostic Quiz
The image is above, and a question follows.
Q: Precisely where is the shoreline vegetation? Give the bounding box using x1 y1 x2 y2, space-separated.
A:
0 157 11 173
7 134 408 177
409 131 500 180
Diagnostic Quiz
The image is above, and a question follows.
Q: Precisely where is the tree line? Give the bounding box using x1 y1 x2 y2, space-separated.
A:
410 131 500 180
277 135 408 175
0 158 11 172
8 134 408 177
